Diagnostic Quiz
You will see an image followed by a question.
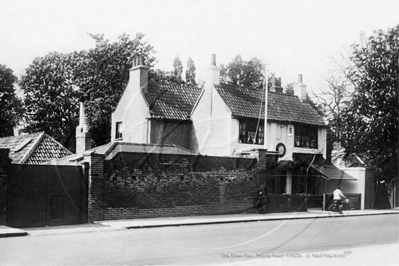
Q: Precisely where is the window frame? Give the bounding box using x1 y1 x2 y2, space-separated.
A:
115 122 123 139
238 119 264 145
294 124 318 148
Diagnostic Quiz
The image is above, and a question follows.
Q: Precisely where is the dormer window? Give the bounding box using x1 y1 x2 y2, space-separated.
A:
239 120 264 145
115 122 123 139
294 125 318 148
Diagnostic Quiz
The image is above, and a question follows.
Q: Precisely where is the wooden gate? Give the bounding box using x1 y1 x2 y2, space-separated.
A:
7 164 88 228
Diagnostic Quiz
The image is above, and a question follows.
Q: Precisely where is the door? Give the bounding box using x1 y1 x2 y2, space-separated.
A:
7 164 88 228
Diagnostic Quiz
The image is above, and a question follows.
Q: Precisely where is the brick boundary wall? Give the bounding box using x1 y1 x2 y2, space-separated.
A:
98 152 262 220
0 149 10 225
104 201 255 220
86 150 278 221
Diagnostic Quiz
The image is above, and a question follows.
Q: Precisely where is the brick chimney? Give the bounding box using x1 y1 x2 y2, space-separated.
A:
294 74 307 101
130 55 149 92
76 97 92 154
270 76 283 93
206 54 220 85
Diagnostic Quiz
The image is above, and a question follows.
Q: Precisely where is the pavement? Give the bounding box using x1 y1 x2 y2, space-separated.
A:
0 208 398 238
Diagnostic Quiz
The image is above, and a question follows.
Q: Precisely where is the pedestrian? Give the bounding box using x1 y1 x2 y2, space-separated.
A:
333 186 347 214
256 189 270 214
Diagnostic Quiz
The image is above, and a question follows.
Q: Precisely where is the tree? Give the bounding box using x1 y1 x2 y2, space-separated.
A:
172 56 183 82
73 33 154 147
312 76 353 160
220 55 265 87
20 33 155 151
185 57 196 85
329 26 398 182
284 82 295 95
0 64 22 137
20 52 80 149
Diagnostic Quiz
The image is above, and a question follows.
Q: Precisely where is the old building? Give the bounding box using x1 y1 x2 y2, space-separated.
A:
111 55 358 204
0 131 72 164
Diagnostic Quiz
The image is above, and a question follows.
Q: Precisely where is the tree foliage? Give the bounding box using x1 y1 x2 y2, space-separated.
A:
172 55 183 82
73 33 154 147
185 57 196 85
0 64 22 137
344 27 398 158
313 76 353 159
284 82 295 95
20 52 80 148
220 55 265 87
20 33 154 151
321 26 398 181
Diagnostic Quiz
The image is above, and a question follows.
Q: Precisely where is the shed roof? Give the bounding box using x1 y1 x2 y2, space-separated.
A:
50 141 197 165
0 132 72 164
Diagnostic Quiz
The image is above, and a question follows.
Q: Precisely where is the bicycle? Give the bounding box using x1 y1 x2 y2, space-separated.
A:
328 198 350 217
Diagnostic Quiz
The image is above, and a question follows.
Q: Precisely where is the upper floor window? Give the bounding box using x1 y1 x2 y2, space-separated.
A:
115 122 123 139
294 125 318 148
239 120 264 145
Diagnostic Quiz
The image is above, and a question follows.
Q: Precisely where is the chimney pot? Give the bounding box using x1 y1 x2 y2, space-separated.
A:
294 74 307 101
271 76 276 86
298 74 303 84
139 56 144 66
276 77 281 87
211 54 216 66
207 54 220 85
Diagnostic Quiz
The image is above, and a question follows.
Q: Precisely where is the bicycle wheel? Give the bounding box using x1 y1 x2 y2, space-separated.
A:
327 204 338 217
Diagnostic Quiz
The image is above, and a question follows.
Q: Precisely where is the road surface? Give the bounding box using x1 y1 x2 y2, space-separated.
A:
0 214 398 265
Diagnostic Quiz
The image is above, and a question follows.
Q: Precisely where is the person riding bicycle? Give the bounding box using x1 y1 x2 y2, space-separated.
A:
333 186 347 214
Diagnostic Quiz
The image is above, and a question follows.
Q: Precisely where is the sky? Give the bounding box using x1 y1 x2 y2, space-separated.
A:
1 0 398 94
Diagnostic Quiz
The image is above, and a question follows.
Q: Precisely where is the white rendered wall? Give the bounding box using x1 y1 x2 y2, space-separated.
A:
111 69 150 143
192 84 232 156
324 168 365 209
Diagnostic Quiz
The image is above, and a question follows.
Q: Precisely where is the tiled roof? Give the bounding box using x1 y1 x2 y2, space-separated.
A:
25 134 72 164
0 132 72 164
141 83 202 120
214 83 326 126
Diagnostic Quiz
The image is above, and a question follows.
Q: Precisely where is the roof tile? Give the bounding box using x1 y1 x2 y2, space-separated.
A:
215 84 326 126
142 83 202 120
0 132 72 164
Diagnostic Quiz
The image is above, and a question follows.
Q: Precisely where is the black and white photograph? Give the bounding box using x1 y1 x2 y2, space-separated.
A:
0 0 398 265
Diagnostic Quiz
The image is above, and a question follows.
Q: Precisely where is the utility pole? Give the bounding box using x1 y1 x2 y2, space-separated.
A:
263 63 268 192
264 64 268 151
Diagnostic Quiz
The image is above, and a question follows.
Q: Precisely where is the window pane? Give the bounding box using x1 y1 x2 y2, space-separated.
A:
247 122 256 144
116 122 122 139
310 129 318 148
302 129 310 147
239 121 246 143
294 127 301 147
257 124 264 145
